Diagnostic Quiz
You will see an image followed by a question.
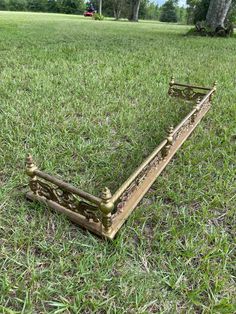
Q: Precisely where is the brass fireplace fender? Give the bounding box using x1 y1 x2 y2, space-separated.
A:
26 78 216 239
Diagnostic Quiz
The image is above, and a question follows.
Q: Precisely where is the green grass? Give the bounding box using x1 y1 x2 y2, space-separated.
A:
0 11 235 313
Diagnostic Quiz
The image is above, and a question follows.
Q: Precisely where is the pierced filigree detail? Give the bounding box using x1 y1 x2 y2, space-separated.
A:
114 153 162 215
29 179 39 194
174 119 192 140
32 179 100 222
170 87 205 101
173 99 210 141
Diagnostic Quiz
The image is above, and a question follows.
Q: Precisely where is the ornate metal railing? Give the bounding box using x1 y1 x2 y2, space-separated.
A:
26 77 216 239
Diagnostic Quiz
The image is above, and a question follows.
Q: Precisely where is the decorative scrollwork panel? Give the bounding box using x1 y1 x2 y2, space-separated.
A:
32 179 100 222
169 86 206 101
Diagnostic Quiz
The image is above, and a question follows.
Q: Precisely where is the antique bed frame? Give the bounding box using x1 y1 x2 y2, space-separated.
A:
26 77 216 239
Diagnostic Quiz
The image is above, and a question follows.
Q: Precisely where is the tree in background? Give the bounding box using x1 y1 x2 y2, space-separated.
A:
128 0 141 21
160 0 178 22
0 0 7 10
102 0 147 21
206 0 232 29
112 0 126 20
176 5 187 24
186 0 199 24
0 0 186 23
47 0 60 13
192 0 210 23
8 0 27 11
100 0 123 18
0 0 85 14
229 0 236 23
98 0 102 14
187 0 235 35
145 1 159 20
27 0 48 12
187 0 235 25
101 0 113 17
59 0 84 14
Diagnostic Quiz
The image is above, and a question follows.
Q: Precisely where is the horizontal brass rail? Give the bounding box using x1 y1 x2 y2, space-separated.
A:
173 88 215 135
111 139 167 203
35 170 102 205
173 107 196 135
171 82 212 91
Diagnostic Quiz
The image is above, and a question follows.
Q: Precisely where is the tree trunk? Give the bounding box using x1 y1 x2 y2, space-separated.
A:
129 0 141 22
113 0 122 20
206 0 232 30
99 0 102 15
114 8 121 20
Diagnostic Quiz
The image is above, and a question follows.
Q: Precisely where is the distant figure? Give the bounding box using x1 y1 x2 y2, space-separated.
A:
84 1 96 17
86 2 95 13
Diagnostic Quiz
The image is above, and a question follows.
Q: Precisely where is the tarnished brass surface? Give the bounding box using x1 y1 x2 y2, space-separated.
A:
168 77 216 101
34 169 102 205
26 78 216 239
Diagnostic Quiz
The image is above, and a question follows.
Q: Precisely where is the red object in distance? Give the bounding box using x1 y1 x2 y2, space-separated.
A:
84 11 95 17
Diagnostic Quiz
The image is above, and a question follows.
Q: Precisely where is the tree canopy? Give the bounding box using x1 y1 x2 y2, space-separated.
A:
0 0 85 13
160 0 178 23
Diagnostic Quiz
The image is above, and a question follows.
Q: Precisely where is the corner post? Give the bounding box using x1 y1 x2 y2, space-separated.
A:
25 154 38 194
168 76 175 96
100 187 114 234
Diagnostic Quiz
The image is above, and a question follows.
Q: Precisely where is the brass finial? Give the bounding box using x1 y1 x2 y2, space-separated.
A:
101 187 112 203
163 125 174 158
100 187 114 233
213 81 217 90
26 153 33 166
167 125 174 145
192 98 201 124
25 153 37 177
169 76 175 96
195 98 201 111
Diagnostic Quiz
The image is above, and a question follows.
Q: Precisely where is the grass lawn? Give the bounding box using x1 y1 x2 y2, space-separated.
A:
0 11 235 313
